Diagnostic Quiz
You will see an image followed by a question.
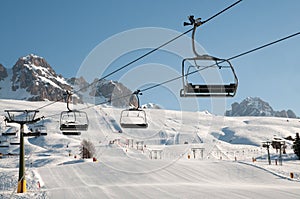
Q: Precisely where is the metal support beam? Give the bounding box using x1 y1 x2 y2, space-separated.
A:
17 124 26 193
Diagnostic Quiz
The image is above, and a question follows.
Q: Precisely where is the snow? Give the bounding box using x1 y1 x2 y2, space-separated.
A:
0 56 70 101
0 69 33 100
0 99 299 198
21 54 44 61
23 61 69 89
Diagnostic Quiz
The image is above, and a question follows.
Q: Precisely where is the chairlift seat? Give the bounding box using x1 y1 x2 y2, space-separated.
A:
23 132 47 137
62 131 81 136
181 83 237 97
120 123 148 128
2 132 17 136
60 124 88 131
10 142 20 145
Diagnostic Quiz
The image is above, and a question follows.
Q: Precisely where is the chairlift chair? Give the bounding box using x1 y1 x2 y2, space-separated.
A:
180 56 238 97
120 108 148 128
1 126 18 137
3 126 19 145
120 90 148 128
180 16 238 97
9 138 20 145
27 118 48 136
0 137 9 148
60 91 89 135
33 124 48 136
60 110 88 134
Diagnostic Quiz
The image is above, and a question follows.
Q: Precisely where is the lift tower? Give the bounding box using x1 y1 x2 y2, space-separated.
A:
5 110 43 193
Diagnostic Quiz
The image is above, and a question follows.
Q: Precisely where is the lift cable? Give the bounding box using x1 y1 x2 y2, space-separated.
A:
35 0 243 111
140 31 300 93
41 30 300 120
71 0 243 96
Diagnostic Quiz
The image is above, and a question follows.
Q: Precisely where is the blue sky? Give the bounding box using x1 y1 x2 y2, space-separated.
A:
1 0 300 116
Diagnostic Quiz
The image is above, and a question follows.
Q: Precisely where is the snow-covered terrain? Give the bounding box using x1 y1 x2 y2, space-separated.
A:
0 99 299 198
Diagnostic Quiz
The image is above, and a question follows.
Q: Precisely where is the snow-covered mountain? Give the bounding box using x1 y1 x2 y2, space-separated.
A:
0 54 133 107
9 54 72 102
226 97 297 118
142 103 162 109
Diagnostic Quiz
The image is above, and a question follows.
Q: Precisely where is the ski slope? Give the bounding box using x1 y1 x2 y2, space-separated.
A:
0 99 300 198
37 160 299 199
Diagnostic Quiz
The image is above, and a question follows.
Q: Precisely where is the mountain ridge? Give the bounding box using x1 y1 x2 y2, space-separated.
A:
226 97 297 118
0 54 133 107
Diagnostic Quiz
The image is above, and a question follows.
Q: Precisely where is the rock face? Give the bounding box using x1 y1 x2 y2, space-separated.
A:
225 97 297 118
0 64 8 81
0 54 134 107
89 79 133 107
11 54 72 102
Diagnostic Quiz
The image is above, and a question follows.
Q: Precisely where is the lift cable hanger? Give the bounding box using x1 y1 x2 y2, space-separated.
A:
35 0 243 111
59 90 89 136
180 16 238 97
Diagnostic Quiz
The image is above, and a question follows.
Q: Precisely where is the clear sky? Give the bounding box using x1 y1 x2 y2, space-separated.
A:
1 0 300 116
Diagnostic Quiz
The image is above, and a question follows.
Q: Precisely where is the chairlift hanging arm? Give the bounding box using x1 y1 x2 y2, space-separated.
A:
132 90 142 110
184 15 203 58
64 90 72 112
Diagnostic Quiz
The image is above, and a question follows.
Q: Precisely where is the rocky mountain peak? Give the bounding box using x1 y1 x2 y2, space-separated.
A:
0 64 8 81
89 78 133 107
11 54 72 101
226 97 297 118
0 54 135 107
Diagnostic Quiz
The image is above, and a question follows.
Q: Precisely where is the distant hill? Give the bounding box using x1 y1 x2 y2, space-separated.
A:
0 54 133 107
225 97 297 118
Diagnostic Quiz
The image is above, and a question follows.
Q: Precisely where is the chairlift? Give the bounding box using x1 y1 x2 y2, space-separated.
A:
120 90 148 128
60 91 89 135
0 137 9 148
27 117 48 136
10 142 20 146
180 16 238 97
0 144 9 148
4 127 19 146
9 136 20 145
1 126 18 137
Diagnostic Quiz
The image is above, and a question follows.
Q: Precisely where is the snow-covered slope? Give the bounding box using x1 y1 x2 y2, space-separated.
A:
0 99 300 198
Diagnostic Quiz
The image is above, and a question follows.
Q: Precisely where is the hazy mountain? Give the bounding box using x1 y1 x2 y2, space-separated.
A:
225 97 297 118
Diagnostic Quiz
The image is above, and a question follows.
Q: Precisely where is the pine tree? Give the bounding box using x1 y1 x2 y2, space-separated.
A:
79 139 96 159
292 133 300 160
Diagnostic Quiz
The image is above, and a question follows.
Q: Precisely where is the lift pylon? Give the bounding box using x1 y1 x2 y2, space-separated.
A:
4 110 43 193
